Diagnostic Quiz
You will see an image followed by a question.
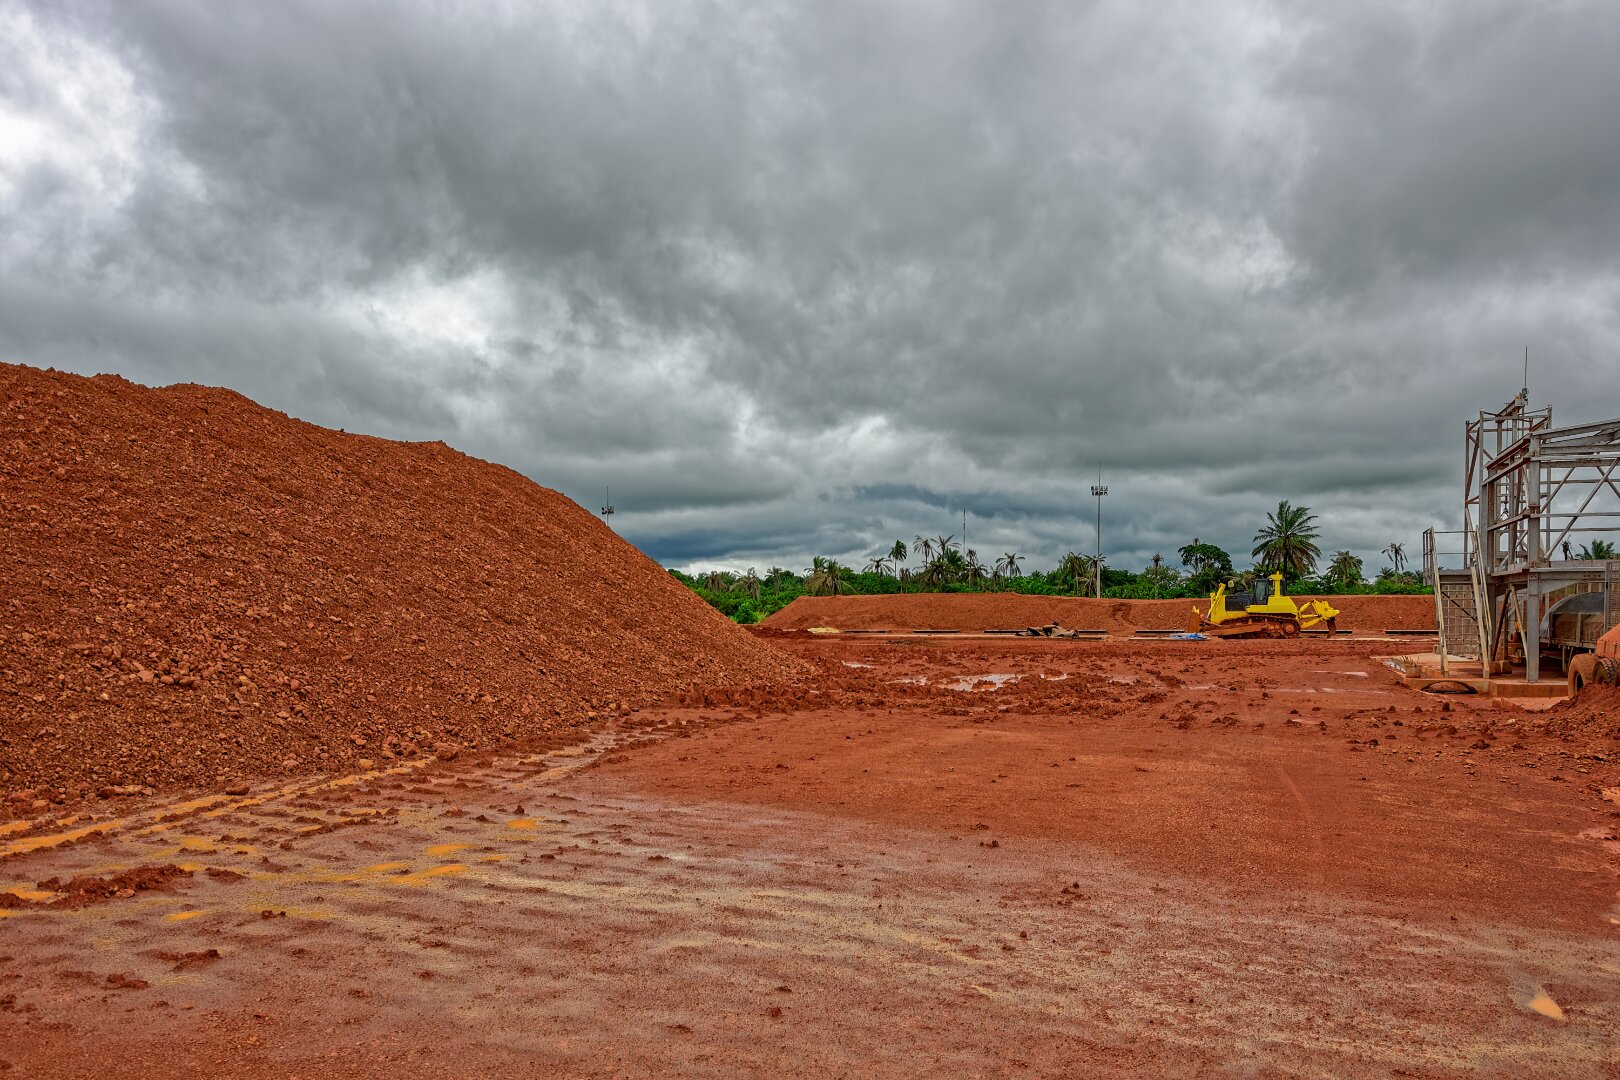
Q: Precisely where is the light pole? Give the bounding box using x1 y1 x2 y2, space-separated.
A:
1090 473 1107 599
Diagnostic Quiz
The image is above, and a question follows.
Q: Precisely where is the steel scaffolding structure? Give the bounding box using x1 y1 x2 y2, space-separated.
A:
1425 393 1620 682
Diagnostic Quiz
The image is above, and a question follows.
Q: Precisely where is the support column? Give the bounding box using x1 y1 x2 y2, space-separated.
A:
1526 445 1541 564
1524 586 1541 683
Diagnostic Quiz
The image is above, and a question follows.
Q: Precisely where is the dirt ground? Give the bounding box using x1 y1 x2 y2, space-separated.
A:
762 590 1438 632
2 636 1617 1078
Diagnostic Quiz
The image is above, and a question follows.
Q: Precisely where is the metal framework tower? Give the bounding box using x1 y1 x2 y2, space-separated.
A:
1425 393 1620 681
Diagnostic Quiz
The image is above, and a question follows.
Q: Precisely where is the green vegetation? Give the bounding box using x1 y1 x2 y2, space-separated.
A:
805 556 852 596
1177 538 1233 594
671 500 1431 622
1326 550 1364 591
1251 500 1321 577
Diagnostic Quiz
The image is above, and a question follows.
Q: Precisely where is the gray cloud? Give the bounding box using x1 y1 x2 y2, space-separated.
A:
3 0 1619 578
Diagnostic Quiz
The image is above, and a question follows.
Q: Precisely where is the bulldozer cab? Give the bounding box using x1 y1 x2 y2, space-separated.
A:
1224 574 1271 612
1245 573 1300 616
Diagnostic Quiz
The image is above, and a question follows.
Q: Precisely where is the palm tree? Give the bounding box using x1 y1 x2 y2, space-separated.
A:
1327 550 1364 591
1153 563 1181 597
917 545 965 589
1056 552 1097 596
912 535 936 574
934 534 957 559
702 570 733 592
1146 552 1171 598
804 556 850 597
863 553 894 577
994 551 1023 589
738 568 762 600
1578 539 1617 560
963 548 988 587
765 565 793 588
1382 542 1406 574
889 539 908 570
1252 500 1322 577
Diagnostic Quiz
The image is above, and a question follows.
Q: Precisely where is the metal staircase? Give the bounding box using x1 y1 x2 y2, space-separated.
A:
1425 528 1488 676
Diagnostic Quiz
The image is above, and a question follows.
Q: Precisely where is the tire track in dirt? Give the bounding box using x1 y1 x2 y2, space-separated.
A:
2 644 1616 1077
1273 764 1328 889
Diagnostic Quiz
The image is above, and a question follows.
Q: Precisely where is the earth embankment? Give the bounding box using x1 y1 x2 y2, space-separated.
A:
762 591 1436 632
0 363 803 803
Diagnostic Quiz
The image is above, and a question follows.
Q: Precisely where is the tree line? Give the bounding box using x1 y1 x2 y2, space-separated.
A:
674 500 1468 623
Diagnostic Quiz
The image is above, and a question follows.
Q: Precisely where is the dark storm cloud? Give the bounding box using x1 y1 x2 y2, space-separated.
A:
4 0 1619 577
1277 2 1620 289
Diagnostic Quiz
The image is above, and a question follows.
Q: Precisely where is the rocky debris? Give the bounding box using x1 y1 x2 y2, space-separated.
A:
159 948 222 971
0 363 805 801
1524 685 1620 745
23 864 194 909
96 785 153 799
1020 623 1093 639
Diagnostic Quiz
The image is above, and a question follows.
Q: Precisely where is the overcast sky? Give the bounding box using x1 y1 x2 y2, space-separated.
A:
5 0 1619 578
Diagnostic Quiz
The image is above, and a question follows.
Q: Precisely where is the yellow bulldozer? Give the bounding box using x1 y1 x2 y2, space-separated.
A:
1188 572 1340 638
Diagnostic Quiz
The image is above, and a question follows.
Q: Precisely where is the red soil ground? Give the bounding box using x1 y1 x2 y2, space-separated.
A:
0 363 803 806
763 590 1437 632
3 363 1613 1075
0 635 1614 1077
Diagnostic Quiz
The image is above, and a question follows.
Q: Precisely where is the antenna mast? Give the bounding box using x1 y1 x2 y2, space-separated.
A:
600 487 615 531
1090 464 1108 600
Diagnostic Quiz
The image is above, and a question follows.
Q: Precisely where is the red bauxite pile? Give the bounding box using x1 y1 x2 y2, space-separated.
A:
0 363 804 803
